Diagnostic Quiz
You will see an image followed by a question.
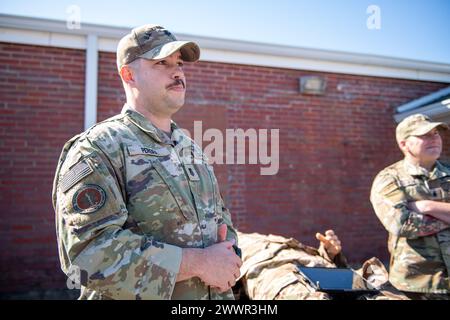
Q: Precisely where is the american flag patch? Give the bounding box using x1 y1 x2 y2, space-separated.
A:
60 160 93 193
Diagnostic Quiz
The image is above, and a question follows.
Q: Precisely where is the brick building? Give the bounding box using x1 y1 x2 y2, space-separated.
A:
1 14 449 298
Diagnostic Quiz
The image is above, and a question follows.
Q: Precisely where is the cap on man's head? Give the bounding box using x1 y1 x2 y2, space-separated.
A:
395 113 449 143
116 24 200 70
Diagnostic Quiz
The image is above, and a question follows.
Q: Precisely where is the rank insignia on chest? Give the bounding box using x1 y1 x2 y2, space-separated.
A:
184 164 200 181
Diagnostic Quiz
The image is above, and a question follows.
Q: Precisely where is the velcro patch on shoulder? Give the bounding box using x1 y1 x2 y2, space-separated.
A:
373 174 399 195
60 160 93 193
379 181 399 195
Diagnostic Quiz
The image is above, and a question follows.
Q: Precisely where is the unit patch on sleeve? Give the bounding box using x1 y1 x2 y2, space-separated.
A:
72 184 106 214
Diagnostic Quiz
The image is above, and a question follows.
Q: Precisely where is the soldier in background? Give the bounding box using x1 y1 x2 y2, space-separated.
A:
370 114 450 300
52 24 241 300
234 230 406 300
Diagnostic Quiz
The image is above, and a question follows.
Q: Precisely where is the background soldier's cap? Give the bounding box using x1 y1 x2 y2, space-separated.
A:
116 24 200 70
396 113 449 142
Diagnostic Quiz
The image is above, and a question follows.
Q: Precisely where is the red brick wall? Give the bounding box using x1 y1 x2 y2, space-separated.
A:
1 43 449 295
0 43 85 294
99 56 448 262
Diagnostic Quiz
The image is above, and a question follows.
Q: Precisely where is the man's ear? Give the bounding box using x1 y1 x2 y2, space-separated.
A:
120 65 134 83
398 139 408 154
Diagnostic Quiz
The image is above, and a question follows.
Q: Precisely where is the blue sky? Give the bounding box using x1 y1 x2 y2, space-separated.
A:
1 0 449 64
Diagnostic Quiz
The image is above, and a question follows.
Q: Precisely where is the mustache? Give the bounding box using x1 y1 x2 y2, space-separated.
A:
166 79 185 89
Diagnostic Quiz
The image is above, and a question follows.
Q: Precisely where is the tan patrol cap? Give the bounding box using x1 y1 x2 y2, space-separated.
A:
116 24 200 70
396 113 448 143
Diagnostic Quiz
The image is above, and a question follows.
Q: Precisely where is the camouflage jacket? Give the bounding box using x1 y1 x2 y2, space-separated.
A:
236 232 348 300
235 232 406 300
52 105 237 300
370 159 450 294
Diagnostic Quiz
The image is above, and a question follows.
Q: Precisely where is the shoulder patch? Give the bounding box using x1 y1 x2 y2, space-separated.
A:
72 184 106 213
373 173 399 195
60 160 93 193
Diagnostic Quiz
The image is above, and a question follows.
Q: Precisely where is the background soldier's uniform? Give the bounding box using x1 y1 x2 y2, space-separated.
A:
234 232 408 300
370 159 450 298
235 232 344 300
52 105 237 300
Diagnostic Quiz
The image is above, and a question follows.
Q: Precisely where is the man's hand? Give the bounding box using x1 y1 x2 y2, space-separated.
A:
177 224 242 293
199 224 241 292
407 200 433 214
217 223 228 242
407 200 450 224
316 230 342 260
198 240 242 292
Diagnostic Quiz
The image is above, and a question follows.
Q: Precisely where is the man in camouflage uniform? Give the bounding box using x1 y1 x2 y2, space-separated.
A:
235 230 346 300
370 114 450 300
234 230 405 300
52 24 241 300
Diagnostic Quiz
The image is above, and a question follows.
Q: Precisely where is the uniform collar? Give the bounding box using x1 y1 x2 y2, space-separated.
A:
403 158 450 179
431 161 450 179
121 104 179 146
403 159 430 177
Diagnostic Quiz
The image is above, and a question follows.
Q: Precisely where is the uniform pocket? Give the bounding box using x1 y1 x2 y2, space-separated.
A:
125 145 192 223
